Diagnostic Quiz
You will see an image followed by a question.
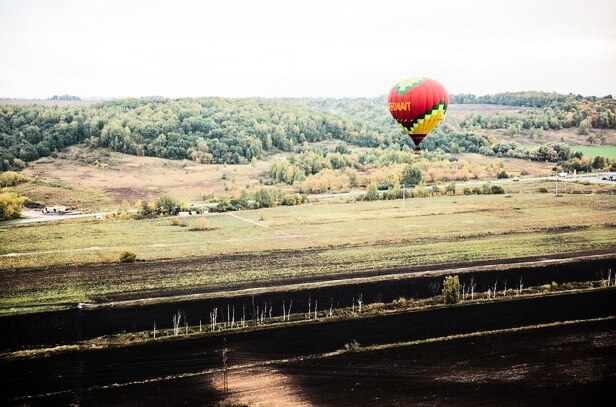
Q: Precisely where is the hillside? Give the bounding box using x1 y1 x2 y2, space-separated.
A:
1 93 615 173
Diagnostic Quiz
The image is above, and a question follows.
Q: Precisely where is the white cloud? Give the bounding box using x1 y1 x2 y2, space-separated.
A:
1 0 614 98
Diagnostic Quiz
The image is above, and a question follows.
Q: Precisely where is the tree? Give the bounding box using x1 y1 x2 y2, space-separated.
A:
577 119 590 135
155 194 181 216
254 188 276 208
592 156 607 169
496 170 509 179
401 165 422 187
137 200 155 218
443 275 461 304
363 183 379 201
0 192 27 221
490 185 505 194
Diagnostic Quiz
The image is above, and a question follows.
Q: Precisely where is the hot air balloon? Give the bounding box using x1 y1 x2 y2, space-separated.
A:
388 77 448 152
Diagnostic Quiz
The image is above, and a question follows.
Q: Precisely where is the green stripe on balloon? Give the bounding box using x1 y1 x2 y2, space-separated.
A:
396 78 424 96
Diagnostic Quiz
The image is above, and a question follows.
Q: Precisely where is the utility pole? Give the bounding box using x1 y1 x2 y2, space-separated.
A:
222 338 229 394
555 176 558 195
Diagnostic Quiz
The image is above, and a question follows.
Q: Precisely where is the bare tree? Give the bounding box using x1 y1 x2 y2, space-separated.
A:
282 300 286 322
352 297 355 313
231 306 235 328
517 276 523 295
357 293 363 313
173 310 183 335
461 284 467 301
153 320 157 339
287 299 292 321
314 300 318 319
329 296 334 317
251 295 255 323
199 320 202 333
470 278 476 300
502 279 507 297
307 296 312 320
210 307 218 331
492 279 498 299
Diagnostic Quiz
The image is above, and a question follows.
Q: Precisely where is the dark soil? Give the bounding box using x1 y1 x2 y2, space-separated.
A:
2 288 615 405
70 319 616 406
268 318 616 406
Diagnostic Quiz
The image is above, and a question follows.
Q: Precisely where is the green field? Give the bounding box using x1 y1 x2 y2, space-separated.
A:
1 185 615 313
571 145 616 159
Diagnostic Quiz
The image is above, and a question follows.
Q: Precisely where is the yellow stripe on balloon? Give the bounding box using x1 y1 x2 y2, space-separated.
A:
406 104 445 135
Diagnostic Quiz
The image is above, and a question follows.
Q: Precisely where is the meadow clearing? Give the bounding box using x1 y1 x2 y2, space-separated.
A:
1 186 615 311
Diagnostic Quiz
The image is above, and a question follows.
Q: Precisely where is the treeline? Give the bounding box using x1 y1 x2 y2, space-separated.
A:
1 93 614 171
450 91 613 109
49 95 81 101
450 91 615 129
1 98 393 171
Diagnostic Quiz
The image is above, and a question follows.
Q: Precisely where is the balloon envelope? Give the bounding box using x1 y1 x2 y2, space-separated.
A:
388 78 448 150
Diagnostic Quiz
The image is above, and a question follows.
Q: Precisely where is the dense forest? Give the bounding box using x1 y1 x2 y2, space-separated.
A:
1 92 614 171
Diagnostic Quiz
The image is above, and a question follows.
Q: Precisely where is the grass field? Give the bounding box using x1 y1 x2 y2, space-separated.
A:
20 145 283 209
1 187 615 311
571 145 616 159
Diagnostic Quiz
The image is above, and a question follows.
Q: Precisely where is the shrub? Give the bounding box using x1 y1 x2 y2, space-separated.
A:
443 275 461 304
343 340 361 351
155 194 181 216
254 188 276 208
363 183 379 201
0 192 27 221
401 165 422 187
136 200 155 219
119 251 136 263
191 217 210 231
335 144 350 154
392 297 408 307
383 183 402 200
496 170 509 179
169 218 187 227
281 193 306 206
490 185 505 194
0 171 30 187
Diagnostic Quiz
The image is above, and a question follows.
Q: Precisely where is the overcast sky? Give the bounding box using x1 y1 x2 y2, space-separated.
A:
1 0 615 98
